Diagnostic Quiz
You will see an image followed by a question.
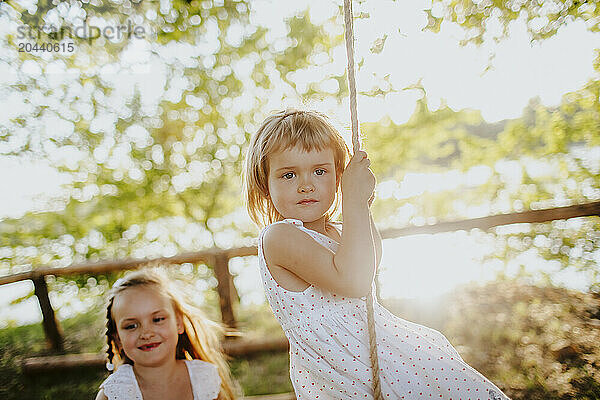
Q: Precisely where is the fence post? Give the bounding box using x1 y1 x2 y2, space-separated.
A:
32 274 64 352
212 253 237 330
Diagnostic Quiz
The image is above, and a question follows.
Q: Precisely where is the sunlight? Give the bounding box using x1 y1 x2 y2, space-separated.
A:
378 232 497 300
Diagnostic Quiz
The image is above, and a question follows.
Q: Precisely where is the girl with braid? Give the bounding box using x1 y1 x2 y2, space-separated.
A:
244 109 509 399
96 268 239 400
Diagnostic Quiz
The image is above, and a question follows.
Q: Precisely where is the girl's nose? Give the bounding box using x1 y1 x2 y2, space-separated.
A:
298 183 314 193
139 328 155 339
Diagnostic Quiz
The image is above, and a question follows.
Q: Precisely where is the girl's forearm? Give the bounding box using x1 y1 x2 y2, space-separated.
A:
370 211 382 268
334 199 376 296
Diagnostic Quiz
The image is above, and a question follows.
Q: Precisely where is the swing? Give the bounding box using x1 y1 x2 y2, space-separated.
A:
342 1 383 398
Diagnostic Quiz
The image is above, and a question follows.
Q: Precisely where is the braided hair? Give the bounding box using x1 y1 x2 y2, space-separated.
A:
103 268 240 400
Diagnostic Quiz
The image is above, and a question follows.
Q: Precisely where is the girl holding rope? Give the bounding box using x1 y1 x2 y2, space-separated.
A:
244 109 509 399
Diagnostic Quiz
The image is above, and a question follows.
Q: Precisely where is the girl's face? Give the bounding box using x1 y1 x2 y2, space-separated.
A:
267 145 338 225
112 285 183 368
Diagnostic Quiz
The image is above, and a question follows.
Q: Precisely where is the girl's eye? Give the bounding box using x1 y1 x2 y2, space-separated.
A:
153 317 166 323
124 323 138 330
315 169 326 176
282 172 295 179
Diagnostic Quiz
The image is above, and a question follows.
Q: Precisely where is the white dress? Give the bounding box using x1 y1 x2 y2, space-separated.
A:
99 359 221 400
258 218 510 400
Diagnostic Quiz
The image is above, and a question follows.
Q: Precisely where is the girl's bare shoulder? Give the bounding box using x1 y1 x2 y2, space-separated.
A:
262 222 325 255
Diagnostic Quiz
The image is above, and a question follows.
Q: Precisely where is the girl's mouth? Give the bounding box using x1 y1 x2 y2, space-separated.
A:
138 342 161 351
298 199 317 205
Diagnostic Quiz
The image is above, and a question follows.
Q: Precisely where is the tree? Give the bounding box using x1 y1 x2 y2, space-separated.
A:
0 0 345 310
427 0 600 44
364 0 600 291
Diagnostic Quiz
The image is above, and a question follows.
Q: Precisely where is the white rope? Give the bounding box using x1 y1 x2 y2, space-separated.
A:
342 1 383 399
343 0 361 153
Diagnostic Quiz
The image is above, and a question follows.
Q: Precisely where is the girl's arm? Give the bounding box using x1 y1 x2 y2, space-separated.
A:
370 211 382 268
95 389 108 400
263 151 376 298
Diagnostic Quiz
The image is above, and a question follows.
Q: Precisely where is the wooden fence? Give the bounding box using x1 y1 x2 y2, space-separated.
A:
1 201 599 353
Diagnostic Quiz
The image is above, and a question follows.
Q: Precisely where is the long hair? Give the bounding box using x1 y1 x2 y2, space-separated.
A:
104 268 239 400
244 109 351 227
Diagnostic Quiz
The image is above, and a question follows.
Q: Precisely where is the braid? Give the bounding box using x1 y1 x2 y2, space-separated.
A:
105 299 116 370
105 293 134 368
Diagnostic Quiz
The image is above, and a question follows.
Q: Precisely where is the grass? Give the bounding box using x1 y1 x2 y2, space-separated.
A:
0 319 107 400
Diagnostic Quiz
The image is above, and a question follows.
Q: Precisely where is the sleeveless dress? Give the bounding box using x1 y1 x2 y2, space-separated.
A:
258 218 510 400
99 359 221 400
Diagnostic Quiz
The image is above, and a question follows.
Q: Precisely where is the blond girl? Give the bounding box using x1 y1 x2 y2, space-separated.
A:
96 268 239 400
244 109 509 399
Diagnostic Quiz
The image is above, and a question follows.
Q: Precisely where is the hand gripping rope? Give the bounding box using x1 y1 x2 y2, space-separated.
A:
342 1 383 399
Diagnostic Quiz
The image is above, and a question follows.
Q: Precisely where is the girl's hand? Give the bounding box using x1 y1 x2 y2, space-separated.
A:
341 150 376 205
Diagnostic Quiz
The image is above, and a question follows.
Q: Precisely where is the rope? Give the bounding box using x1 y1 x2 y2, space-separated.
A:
342 1 383 399
343 0 361 153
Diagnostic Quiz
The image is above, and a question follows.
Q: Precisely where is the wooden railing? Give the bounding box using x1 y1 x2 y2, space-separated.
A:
1 201 599 352
21 336 290 373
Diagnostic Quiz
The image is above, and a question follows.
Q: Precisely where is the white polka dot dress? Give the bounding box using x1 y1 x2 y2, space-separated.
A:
258 219 510 400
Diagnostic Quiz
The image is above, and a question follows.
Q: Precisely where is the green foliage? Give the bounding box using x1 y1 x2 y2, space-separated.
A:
274 9 345 98
365 72 599 288
366 96 499 177
0 0 344 297
0 312 106 400
419 3 599 286
428 0 600 45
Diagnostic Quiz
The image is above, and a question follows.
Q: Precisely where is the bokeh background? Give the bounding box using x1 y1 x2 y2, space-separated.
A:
1 0 599 399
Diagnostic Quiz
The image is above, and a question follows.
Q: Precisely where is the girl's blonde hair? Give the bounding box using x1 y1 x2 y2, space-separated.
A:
105 268 239 400
244 109 351 227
